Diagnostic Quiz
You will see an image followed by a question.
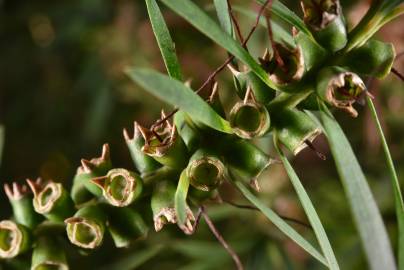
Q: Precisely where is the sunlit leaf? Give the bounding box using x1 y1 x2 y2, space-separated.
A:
232 179 328 266
367 96 404 269
319 103 396 270
275 142 340 270
146 0 182 80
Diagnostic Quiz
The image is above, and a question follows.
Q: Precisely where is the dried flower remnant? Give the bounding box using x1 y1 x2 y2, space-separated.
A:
65 205 106 249
187 149 227 192
123 121 161 175
301 0 347 51
141 111 188 169
0 220 31 259
91 168 143 207
259 46 305 85
316 66 366 117
27 178 74 222
151 182 195 234
4 182 42 229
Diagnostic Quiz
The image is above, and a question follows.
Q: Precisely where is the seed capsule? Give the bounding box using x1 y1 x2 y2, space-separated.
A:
91 168 143 207
31 237 68 270
316 66 366 117
229 101 270 139
222 138 273 181
273 109 322 155
338 39 395 79
71 144 112 201
4 182 42 229
141 111 189 169
65 205 106 249
106 207 148 248
228 65 276 105
123 121 161 175
259 45 305 85
186 149 227 192
0 220 31 259
151 181 194 234
302 0 347 52
27 178 75 222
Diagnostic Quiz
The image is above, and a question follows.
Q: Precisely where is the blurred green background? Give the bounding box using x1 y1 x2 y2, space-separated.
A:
0 0 403 269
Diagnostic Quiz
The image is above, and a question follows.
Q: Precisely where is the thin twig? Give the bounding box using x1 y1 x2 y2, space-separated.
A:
196 0 271 94
227 0 245 45
201 206 244 270
304 139 327 160
391 67 404 82
222 199 313 230
191 206 203 234
264 0 287 73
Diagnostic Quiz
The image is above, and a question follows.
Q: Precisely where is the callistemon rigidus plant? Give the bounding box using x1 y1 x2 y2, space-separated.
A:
2 0 404 269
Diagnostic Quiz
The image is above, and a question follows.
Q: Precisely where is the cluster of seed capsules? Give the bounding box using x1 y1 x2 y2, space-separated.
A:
0 0 396 269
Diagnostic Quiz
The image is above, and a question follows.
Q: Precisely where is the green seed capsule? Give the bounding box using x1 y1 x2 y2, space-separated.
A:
273 109 322 155
4 182 42 229
151 181 194 234
91 168 143 207
316 66 366 117
302 0 347 52
123 121 161 175
338 39 395 79
259 45 305 85
222 138 273 180
151 182 177 232
31 237 68 270
141 113 189 169
27 179 75 222
293 29 328 71
229 101 270 139
228 66 276 105
186 148 227 192
0 220 31 259
65 205 106 249
105 207 148 248
71 144 113 199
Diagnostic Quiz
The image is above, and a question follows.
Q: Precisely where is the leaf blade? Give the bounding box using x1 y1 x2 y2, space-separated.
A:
232 179 328 266
175 170 191 225
319 104 396 270
275 142 340 270
367 96 404 268
146 0 182 80
126 68 232 133
159 0 281 91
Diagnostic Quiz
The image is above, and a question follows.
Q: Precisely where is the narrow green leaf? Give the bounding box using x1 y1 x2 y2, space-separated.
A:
367 96 404 269
159 0 281 92
213 0 233 37
319 103 396 270
126 68 232 133
232 5 294 46
255 0 313 39
175 170 191 225
146 0 182 80
100 245 163 270
232 179 328 266
274 141 340 270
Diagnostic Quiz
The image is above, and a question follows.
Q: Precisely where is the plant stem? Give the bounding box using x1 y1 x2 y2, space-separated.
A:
201 206 244 270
